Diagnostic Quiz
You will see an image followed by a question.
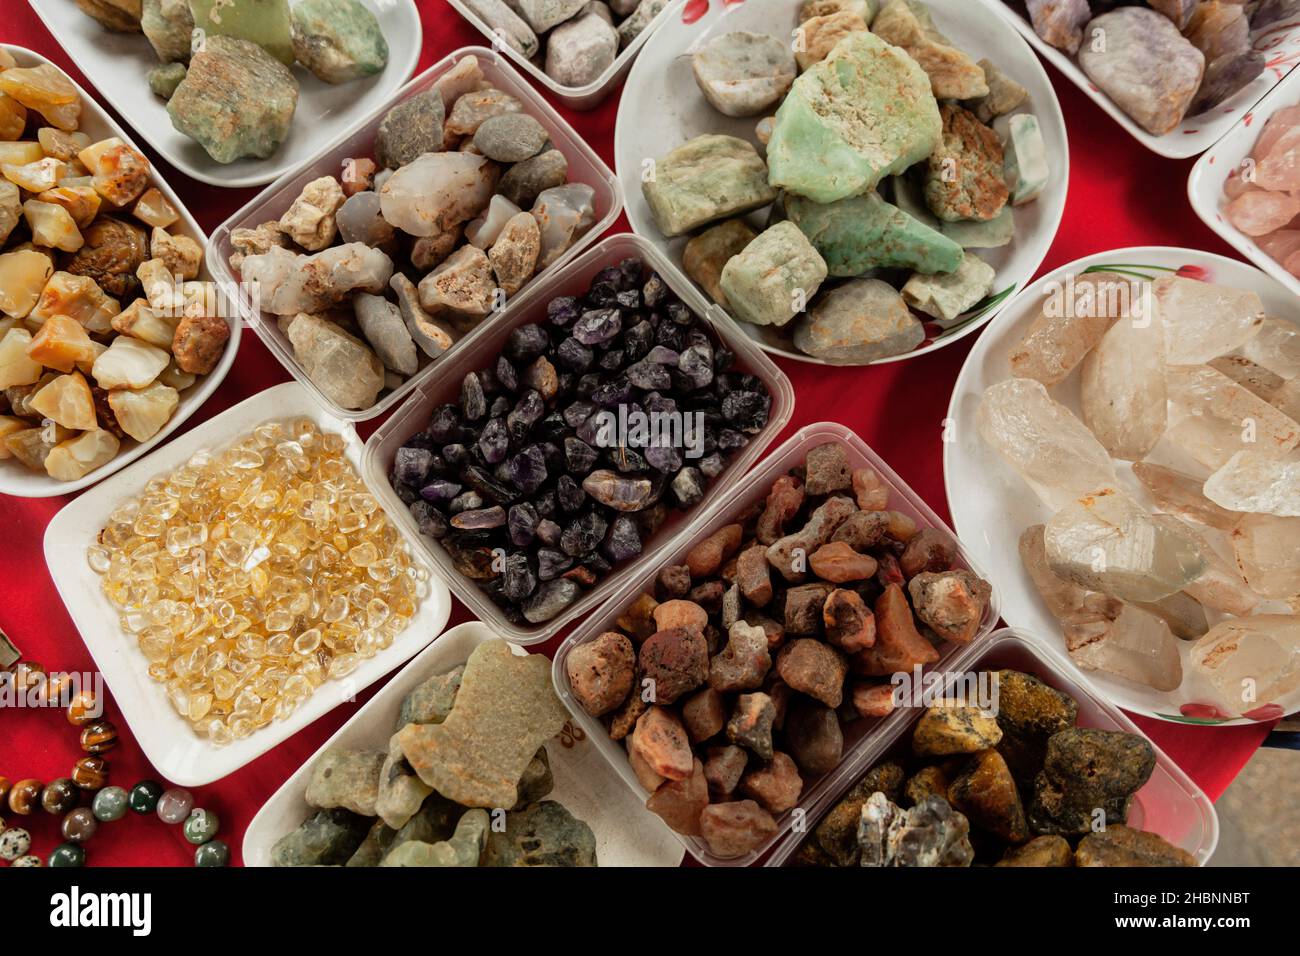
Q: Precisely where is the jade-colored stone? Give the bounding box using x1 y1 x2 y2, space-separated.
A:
379 809 489 867
291 0 389 84
142 0 194 65
49 843 85 867
766 31 940 203
183 808 221 845
902 251 997 322
996 113 1049 206
128 779 164 814
718 221 828 328
195 839 231 866
92 786 129 822
794 277 924 364
147 62 187 99
642 134 778 238
189 0 295 65
786 191 963 276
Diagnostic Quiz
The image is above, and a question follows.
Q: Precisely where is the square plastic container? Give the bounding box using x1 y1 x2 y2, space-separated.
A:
447 0 685 111
206 46 623 423
763 628 1220 867
43 381 452 787
551 421 1002 866
361 232 795 646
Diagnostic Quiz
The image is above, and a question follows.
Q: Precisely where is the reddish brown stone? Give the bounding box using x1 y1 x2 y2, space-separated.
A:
831 510 890 550
810 541 879 583
785 698 843 774
709 621 772 693
700 800 778 858
172 314 230 375
638 627 708 704
776 639 847 708
904 765 950 806
681 686 727 743
824 589 876 653
852 467 890 511
653 599 708 635
646 757 709 836
562 565 598 586
704 745 749 797
851 682 897 718
784 583 833 636
900 528 956 577
686 523 743 578
616 592 659 642
627 737 665 791
756 474 805 545
657 564 692 599
853 584 941 676
608 685 648 741
630 706 693 781
876 552 906 588
908 570 992 644
689 580 725 613
744 613 785 651
736 544 773 607
885 511 918 543
740 751 804 814
726 692 776 760
766 677 792 730
804 441 852 495
565 631 635 717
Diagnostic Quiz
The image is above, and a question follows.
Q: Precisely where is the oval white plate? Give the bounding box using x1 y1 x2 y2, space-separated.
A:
989 0 1300 159
615 0 1068 366
943 247 1300 727
43 381 452 786
0 44 239 499
27 0 422 189
244 620 685 867
1189 63 1300 299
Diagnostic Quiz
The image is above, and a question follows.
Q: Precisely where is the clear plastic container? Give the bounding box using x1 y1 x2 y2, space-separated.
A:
206 46 624 423
763 628 1221 867
446 0 686 111
361 232 795 646
551 421 1003 866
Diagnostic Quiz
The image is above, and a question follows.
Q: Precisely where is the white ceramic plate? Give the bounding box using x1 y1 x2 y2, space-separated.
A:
615 0 1069 366
43 381 453 786
989 0 1300 159
0 45 239 499
447 0 685 111
943 247 1300 727
27 0 422 189
1189 64 1300 298
243 620 686 867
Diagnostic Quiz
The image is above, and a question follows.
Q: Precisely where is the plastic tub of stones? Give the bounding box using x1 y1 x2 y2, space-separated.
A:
362 232 795 647
551 421 1001 866
446 0 686 111
43 381 453 787
762 628 1220 867
207 45 623 424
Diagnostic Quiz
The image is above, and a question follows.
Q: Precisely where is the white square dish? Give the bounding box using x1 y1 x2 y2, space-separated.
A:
0 44 240 499
26 0 423 189
243 620 686 867
43 381 453 787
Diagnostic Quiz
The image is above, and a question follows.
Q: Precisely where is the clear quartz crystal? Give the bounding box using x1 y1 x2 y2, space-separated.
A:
1173 518 1262 618
1239 317 1300 380
1131 461 1240 531
1231 514 1300 600
1080 305 1168 461
1155 276 1265 365
1165 364 1300 469
1203 451 1300 517
1190 616 1300 716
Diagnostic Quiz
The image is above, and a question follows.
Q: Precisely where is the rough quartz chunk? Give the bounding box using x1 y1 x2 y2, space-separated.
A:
719 222 827 328
1080 306 1168 461
692 31 796 118
996 113 1049 206
418 245 495 320
794 278 922 364
30 371 97 431
108 380 179 442
1204 451 1300 517
642 135 777 238
380 152 498 240
241 243 394 316
279 177 345 252
1231 514 1300 599
286 312 385 411
531 184 596 270
1008 271 1135 384
91 335 169 390
1156 276 1264 365
1132 461 1238 531
44 429 119 481
1165 364 1300 469
545 12 619 87
1190 616 1300 716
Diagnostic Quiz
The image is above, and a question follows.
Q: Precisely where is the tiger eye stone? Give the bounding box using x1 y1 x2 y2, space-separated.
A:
8 778 42 815
61 807 98 843
79 718 118 754
67 690 100 726
40 777 79 815
71 756 108 790
0 777 11 806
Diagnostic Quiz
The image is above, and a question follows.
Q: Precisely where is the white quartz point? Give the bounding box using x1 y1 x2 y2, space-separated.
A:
379 152 498 239
977 377 1117 510
242 243 394 316
1171 517 1262 617
1239 316 1300 380
1203 451 1300 517
1080 301 1167 461
1007 271 1137 385
465 195 522 249
1069 603 1183 693
1044 488 1207 603
1131 460 1238 531
1189 616 1300 717
1231 513 1300 599
1155 275 1265 365
531 183 595 270
1165 364 1300 469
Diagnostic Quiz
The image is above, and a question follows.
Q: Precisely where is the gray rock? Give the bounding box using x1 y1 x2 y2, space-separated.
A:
355 292 418 376
336 190 397 248
513 746 555 809
1190 51 1265 116
286 312 386 410
483 800 598 866
398 664 465 726
522 577 580 623
460 0 539 58
376 89 445 170
345 820 397 867
141 0 193 65
474 113 549 163
610 0 640 15
546 12 619 87
518 0 589 31
583 1 614 23
375 734 435 830
692 31 797 118
390 273 458 359
617 0 666 46
389 792 461 851
304 748 386 816
381 809 489 866
793 278 924 365
147 62 187 100
498 149 569 208
271 809 371 866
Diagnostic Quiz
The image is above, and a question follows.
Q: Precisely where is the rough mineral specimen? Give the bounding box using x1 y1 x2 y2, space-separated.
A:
518 0 587 32
291 0 389 84
766 31 941 203
461 0 539 57
966 59 1028 125
1079 301 1167 461
901 251 995 322
795 11 869 70
794 278 923 365
947 749 1028 842
271 809 370 866
1191 51 1265 116
546 12 619 87
244 243 393 316
617 0 668 47
996 113 1049 206
682 219 756 308
642 135 777 238
167 36 299 164
693 31 797 118
1231 514 1300 599
1203 451 1300 517
1165 364 1300 469
147 63 186 100
924 105 1008 222
499 149 568 208
1008 271 1135 384
483 800 597 866
912 705 1001 756
1029 728 1155 835
1025 0 1090 53
996 834 1072 867
1189 616 1300 716
1076 825 1196 867
305 748 385 817
141 0 194 65
355 293 417 376
531 183 596 269
1155 276 1265 365
190 0 295 64
857 792 973 867
566 631 635 716
718 221 827 328
871 0 988 100
285 312 385 410
375 90 444 170
380 152 497 240
786 191 963 276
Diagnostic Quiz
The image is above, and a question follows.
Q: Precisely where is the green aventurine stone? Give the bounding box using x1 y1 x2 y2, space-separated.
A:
786 191 962 276
168 35 299 164
147 62 187 100
901 251 997 322
996 113 1049 206
642 134 778 238
766 31 940 203
718 221 828 328
291 0 389 84
194 840 231 867
189 0 295 65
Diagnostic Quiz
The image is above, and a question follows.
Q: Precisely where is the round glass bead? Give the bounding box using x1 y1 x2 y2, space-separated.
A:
128 780 164 814
0 826 31 860
49 843 86 868
72 756 108 790
79 719 119 754
92 786 129 822
12 855 42 867
156 788 193 824
183 808 220 845
61 807 98 844
194 839 230 867
8 779 42 815
41 777 79 816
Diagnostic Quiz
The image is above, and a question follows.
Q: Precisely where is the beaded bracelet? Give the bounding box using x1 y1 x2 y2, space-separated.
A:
0 657 230 868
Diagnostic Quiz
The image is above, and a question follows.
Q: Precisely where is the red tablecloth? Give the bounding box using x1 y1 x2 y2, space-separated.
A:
1 1 1273 867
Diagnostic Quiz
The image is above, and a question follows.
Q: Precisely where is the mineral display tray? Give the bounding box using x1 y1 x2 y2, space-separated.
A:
943 247 1300 726
43 381 453 787
0 45 240 499
614 0 1069 367
1189 65 1300 300
26 0 423 189
243 620 687 867
990 0 1300 159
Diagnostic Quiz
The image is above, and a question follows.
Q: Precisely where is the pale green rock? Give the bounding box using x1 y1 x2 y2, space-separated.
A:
483 801 597 867
966 58 1028 124
142 0 194 64
718 221 827 328
381 809 489 867
147 62 187 99
996 113 1049 206
793 277 923 364
642 134 778 238
901 251 996 322
766 31 941 203
291 0 389 84
786 191 962 276
190 0 295 65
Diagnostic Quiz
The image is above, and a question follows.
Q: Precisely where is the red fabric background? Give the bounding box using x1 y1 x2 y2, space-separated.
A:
0 1 1273 867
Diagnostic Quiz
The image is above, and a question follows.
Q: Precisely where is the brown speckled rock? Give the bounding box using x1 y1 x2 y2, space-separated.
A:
726 692 776 760
740 751 803 814
681 686 727 743
776 638 847 708
708 620 773 693
699 800 778 859
646 758 709 836
996 834 1073 867
912 705 1002 756
946 748 1028 843
638 627 708 704
704 744 749 797
1075 825 1195 867
566 631 635 717
630 705 693 781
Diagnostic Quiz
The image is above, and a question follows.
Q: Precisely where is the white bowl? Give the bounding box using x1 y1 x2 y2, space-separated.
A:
615 0 1069 366
988 0 1300 159
243 620 686 867
447 0 685 111
1189 64 1300 299
43 381 453 786
0 44 239 499
26 0 423 189
943 247 1300 726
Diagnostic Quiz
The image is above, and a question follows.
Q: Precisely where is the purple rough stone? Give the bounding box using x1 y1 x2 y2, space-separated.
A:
548 296 581 327
536 519 562 547
601 515 642 562
645 346 679 365
507 445 549 494
624 320 653 361
420 479 462 503
537 547 573 580
505 324 550 364
573 309 623 346
393 447 433 486
410 501 448 539
461 372 487 421
508 502 540 546
722 391 770 433
427 404 462 442
561 511 608 556
522 579 579 624
582 470 655 512
678 344 714 389
496 356 519 392
557 474 587 512
507 390 546 441
699 452 725 479
478 417 510 464
617 257 643 290
563 400 596 428
556 337 595 372
564 437 599 474
627 361 671 390
502 553 537 602
451 506 507 530
591 376 634 408
646 442 683 474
